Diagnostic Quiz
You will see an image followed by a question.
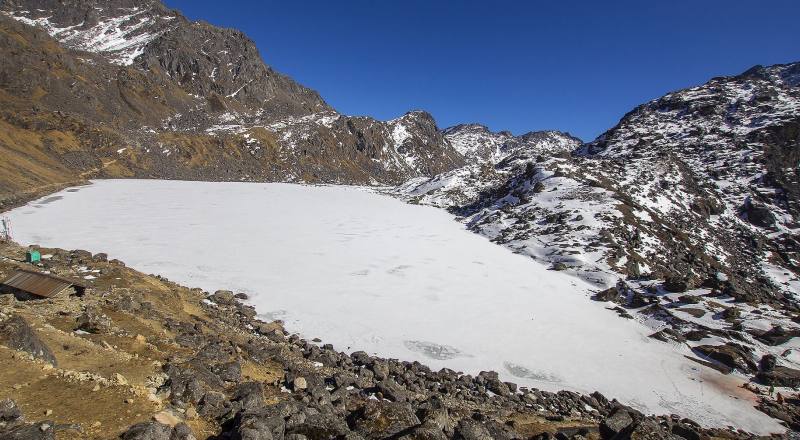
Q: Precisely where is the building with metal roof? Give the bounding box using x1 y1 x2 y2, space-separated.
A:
0 269 86 300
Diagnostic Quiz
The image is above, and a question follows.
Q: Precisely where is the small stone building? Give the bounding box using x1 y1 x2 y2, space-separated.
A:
0 269 86 300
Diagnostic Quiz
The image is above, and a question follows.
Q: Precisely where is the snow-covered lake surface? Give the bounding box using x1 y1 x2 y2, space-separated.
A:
6 180 781 433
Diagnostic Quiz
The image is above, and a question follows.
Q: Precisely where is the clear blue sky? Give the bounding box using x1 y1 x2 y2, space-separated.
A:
163 0 799 141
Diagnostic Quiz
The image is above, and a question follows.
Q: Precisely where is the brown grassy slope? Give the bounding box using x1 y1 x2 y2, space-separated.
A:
0 14 290 206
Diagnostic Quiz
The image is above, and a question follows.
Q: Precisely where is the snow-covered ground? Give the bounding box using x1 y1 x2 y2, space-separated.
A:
5 180 782 433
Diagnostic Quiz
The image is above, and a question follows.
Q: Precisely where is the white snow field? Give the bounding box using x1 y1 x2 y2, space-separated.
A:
6 180 781 433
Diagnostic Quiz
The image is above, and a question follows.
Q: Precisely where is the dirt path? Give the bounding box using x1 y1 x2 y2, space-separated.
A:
79 158 118 179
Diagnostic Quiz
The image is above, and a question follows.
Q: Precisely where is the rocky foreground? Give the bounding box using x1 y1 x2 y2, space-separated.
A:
0 241 795 440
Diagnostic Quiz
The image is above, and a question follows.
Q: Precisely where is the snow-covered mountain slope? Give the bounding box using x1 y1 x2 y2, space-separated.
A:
3 1 175 66
393 63 800 422
580 62 800 301
396 126 583 205
196 109 465 183
398 62 800 304
443 123 581 162
394 136 620 287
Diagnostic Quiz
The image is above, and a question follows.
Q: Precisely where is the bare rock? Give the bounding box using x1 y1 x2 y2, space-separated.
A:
600 408 633 437
663 277 689 293
757 366 800 388
121 421 195 440
351 401 420 439
0 316 57 366
693 344 757 374
210 290 236 306
454 418 492 440
592 287 620 302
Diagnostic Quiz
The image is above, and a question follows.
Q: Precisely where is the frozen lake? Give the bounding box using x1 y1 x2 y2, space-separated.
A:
5 180 780 433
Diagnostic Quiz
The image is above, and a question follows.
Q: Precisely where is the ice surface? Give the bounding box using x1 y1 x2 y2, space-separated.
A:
6 180 782 433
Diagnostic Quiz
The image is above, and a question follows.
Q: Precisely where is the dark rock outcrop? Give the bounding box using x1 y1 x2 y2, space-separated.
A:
0 316 57 366
693 344 757 374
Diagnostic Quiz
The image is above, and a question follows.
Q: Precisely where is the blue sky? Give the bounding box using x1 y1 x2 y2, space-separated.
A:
164 0 799 141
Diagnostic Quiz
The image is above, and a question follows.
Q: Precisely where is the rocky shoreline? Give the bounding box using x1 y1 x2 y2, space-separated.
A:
0 241 791 439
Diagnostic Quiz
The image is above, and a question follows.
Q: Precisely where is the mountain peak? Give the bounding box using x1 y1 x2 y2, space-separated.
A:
443 124 582 162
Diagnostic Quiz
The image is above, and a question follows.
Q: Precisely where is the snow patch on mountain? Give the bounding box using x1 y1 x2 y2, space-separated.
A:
4 7 174 65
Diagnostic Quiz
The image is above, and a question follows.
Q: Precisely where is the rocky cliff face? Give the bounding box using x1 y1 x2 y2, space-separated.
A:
0 0 465 205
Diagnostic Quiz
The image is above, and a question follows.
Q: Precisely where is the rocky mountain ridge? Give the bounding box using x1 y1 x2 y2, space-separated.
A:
395 62 800 410
0 0 473 205
399 62 800 303
442 124 581 163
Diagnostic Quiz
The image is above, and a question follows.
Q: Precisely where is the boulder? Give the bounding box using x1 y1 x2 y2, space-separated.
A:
236 411 285 440
648 328 686 343
663 277 688 293
121 421 171 440
483 420 520 440
212 361 242 383
676 295 701 304
292 377 308 391
629 292 650 308
454 418 492 440
400 425 447 440
163 367 208 405
693 344 757 374
351 401 420 439
682 330 709 342
671 423 701 440
757 366 800 388
600 408 633 437
756 326 800 346
75 310 112 334
610 307 633 319
741 200 776 228
197 391 229 419
69 249 93 263
120 421 195 440
332 372 356 388
627 419 674 440
0 399 22 425
231 382 265 412
351 351 372 366
721 307 741 321
0 421 56 440
288 412 350 439
592 287 620 302
376 378 408 402
0 316 57 366
483 377 511 397
92 253 108 262
210 290 236 305
759 354 777 372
